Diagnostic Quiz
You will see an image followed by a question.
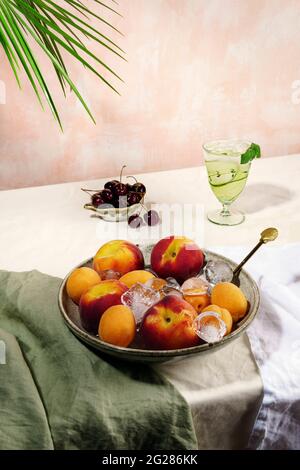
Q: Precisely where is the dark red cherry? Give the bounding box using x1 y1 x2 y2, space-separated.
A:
104 180 119 192
127 192 142 206
114 182 128 197
100 189 114 203
144 210 160 226
126 183 133 192
128 214 144 228
131 182 146 194
91 193 104 208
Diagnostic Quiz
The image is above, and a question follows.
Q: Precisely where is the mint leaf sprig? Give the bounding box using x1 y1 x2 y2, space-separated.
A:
241 143 261 164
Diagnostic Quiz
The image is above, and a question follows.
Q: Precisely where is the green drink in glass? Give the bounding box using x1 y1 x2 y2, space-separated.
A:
203 140 253 226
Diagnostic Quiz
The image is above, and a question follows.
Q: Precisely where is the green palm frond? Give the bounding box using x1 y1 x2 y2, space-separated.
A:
0 0 124 129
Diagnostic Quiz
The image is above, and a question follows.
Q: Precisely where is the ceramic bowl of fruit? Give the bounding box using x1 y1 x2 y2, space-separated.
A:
58 237 260 363
83 166 147 223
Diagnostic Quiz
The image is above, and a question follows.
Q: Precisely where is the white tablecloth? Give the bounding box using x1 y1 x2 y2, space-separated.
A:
219 244 300 449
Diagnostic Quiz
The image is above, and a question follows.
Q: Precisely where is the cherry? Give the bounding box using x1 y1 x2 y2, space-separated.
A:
91 192 104 208
126 176 146 194
104 180 119 192
100 189 114 203
131 182 146 194
127 192 142 206
128 214 144 228
144 210 160 226
114 182 128 197
83 166 148 216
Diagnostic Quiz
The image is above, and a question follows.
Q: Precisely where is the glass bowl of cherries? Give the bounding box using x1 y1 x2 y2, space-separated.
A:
82 166 160 226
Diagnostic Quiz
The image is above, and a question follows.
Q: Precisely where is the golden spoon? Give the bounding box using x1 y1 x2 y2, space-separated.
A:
232 228 278 286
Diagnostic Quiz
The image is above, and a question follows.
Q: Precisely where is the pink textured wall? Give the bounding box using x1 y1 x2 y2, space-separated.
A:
1 0 300 190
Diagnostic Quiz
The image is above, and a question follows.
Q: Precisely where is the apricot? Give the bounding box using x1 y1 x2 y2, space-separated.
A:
183 293 211 313
202 304 233 335
147 278 167 291
66 267 101 304
99 305 136 347
211 282 248 323
119 270 155 288
182 278 211 313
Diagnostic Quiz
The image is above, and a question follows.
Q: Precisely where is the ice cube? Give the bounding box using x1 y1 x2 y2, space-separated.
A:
204 260 233 284
181 277 210 296
162 277 183 297
165 277 181 290
162 287 183 298
99 269 121 280
121 282 160 324
193 311 227 343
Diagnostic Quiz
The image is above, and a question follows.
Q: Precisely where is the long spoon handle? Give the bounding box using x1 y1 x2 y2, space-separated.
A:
233 240 264 275
231 228 278 286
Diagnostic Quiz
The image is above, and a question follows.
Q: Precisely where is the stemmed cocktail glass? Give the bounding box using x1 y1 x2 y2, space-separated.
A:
203 139 252 226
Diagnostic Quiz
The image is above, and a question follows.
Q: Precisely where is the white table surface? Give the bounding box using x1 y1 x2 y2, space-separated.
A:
0 154 299 277
0 154 299 449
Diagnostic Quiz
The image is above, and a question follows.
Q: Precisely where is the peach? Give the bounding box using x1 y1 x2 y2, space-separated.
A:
99 305 136 347
202 304 233 335
93 240 144 276
150 236 205 283
79 280 128 333
66 267 101 304
141 294 200 350
211 282 248 323
119 270 155 288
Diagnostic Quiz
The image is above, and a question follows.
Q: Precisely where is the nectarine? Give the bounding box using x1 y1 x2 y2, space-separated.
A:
150 236 205 283
93 240 144 276
79 280 128 333
141 294 199 350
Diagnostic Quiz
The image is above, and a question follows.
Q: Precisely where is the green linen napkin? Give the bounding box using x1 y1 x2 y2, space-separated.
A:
0 270 197 450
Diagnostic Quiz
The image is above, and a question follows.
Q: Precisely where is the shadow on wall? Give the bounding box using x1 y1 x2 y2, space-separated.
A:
235 184 293 214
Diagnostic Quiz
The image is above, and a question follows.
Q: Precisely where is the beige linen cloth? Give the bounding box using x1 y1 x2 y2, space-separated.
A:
155 334 263 449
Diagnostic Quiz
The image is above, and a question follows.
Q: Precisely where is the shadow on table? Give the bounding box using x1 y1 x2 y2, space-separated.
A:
235 183 293 214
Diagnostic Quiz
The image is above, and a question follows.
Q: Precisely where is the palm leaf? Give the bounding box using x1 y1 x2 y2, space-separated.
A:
0 0 124 128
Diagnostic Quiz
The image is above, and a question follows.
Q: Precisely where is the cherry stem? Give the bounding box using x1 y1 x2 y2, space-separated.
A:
81 188 100 195
126 175 138 184
120 165 127 183
139 200 147 212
